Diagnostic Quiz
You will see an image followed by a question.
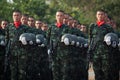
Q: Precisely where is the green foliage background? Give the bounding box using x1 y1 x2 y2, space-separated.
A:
0 0 120 31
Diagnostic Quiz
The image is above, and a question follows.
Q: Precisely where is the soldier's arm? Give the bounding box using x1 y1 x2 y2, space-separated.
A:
46 25 52 45
87 23 95 61
88 23 95 43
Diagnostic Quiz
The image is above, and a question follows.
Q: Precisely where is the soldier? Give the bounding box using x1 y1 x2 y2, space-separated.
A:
28 16 35 28
5 9 30 80
41 23 48 31
6 9 51 80
63 13 69 25
47 10 88 80
88 9 114 80
104 32 119 80
1 19 8 29
19 32 51 80
35 19 43 29
21 14 28 26
0 27 5 80
47 10 68 80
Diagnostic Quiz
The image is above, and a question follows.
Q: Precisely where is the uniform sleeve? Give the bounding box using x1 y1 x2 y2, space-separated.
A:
46 25 53 46
88 23 95 43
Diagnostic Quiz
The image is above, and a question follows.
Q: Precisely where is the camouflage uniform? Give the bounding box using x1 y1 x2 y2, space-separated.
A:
88 23 114 80
67 27 88 80
5 24 31 80
25 28 52 80
0 29 5 80
6 23 51 80
48 24 88 80
24 44 51 80
108 31 120 80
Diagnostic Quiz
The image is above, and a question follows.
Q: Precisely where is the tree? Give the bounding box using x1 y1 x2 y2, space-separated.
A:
0 0 120 31
0 0 13 21
0 0 48 22
12 0 48 20
48 0 120 30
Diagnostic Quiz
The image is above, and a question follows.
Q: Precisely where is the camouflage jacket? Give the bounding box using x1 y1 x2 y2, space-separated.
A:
0 29 5 80
47 23 88 80
0 28 5 62
88 23 114 53
5 23 46 80
89 24 114 80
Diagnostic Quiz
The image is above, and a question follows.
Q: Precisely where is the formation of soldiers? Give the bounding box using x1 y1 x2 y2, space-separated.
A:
0 9 120 80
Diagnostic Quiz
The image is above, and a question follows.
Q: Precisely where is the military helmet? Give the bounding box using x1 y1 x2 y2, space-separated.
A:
77 36 88 48
104 32 119 47
0 35 6 46
36 34 47 47
41 38 47 47
19 33 36 45
84 39 88 48
71 34 78 46
61 33 73 46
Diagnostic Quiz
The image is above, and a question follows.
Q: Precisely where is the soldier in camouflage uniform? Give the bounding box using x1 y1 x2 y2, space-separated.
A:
6 10 51 80
88 9 114 80
0 28 5 80
26 16 51 80
24 31 52 80
108 30 120 80
47 10 88 80
104 32 119 80
47 10 69 80
19 32 51 80
5 10 31 80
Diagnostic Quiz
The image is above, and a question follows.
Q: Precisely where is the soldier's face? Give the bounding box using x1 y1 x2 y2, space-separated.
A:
96 11 105 21
63 14 69 24
13 12 21 22
28 17 35 27
80 25 86 33
56 12 64 23
21 16 28 25
35 21 43 29
1 21 8 29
